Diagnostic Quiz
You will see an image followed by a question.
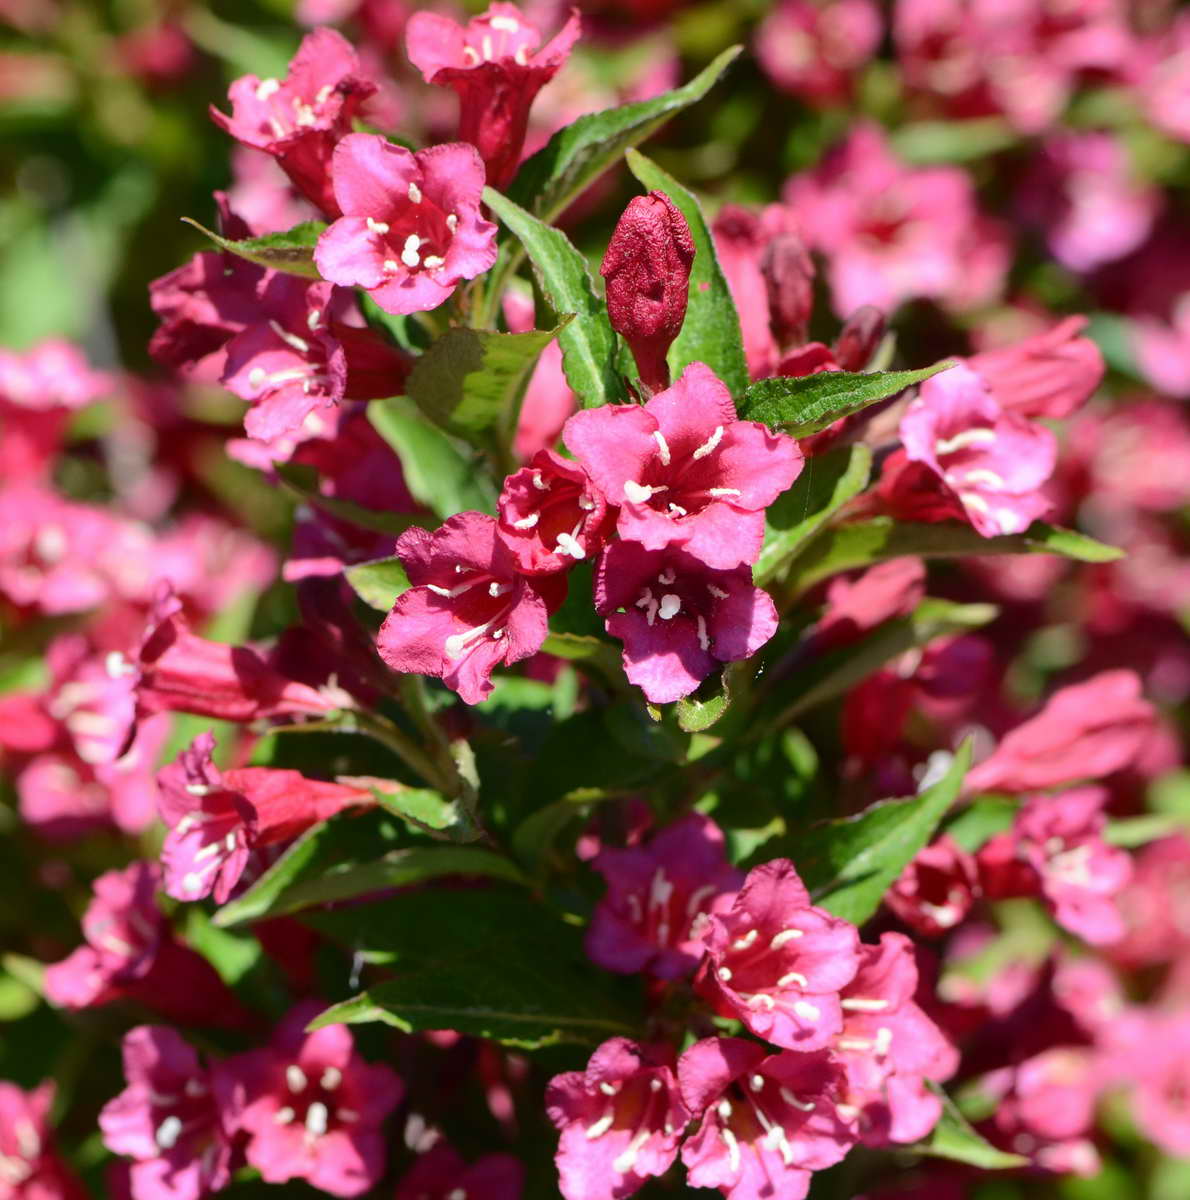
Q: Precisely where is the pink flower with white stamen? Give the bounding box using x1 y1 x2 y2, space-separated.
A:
564 363 802 570
695 859 861 1051
586 813 743 980
677 1036 855 1200
314 134 497 316
546 1038 688 1200
216 1003 403 1197
886 836 979 938
0 1081 85 1200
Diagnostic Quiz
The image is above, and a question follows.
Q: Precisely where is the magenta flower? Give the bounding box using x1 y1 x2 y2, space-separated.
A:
215 1003 403 1197
594 542 778 704
315 134 496 315
99 1027 232 1200
600 192 696 392
157 732 372 902
394 1142 523 1200
504 292 577 462
677 1037 855 1200
210 28 375 217
695 859 861 1051
832 933 958 1145
586 812 743 980
377 512 564 705
497 448 613 574
898 363 1057 538
546 1038 688 1200
405 2 582 188
566 363 802 570
885 836 979 938
0 1081 86 1200
978 787 1133 945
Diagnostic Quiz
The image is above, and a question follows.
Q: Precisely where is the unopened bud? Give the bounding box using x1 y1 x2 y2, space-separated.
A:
601 191 695 392
832 306 887 372
761 233 814 350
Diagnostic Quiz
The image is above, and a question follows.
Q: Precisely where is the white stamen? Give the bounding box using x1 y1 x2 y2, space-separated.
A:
612 1128 651 1175
658 593 681 620
255 78 280 100
652 430 671 465
793 1001 820 1021
555 532 585 559
488 582 509 597
446 213 459 233
717 967 733 982
778 971 809 988
935 427 997 455
720 1126 741 1173
623 480 665 504
307 308 322 330
954 467 1005 489
366 217 390 234
708 488 742 498
691 426 724 460
531 471 548 490
585 1113 614 1140
750 1074 766 1092
732 929 759 951
401 234 422 268
841 997 889 1013
481 34 494 60
717 1099 733 1120
305 1101 329 1137
696 615 710 650
780 1088 816 1113
490 14 520 30
514 44 529 65
512 513 539 529
636 588 659 627
423 255 445 269
667 503 688 517
275 1106 295 1125
707 584 729 600
155 1116 183 1149
268 320 309 354
321 1067 342 1090
408 182 423 204
658 567 676 585
462 45 481 64
874 1027 893 1056
383 258 399 272
286 1065 307 1093
249 367 267 388
599 1082 619 1096
748 993 776 1011
770 928 803 949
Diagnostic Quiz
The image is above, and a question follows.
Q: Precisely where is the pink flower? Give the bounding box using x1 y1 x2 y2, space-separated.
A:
565 363 802 570
885 836 979 938
393 1143 523 1200
497 449 613 574
215 1003 403 1196
677 1037 854 1200
210 28 376 217
755 0 882 105
784 123 1010 317
1141 13 1190 144
977 787 1132 945
99 1027 232 1200
1018 133 1160 273
594 542 778 704
377 512 564 705
1114 1012 1190 1156
898 363 1057 538
0 1081 86 1200
966 670 1157 794
504 291 576 461
695 859 861 1051
811 560 926 651
600 192 696 392
833 933 958 1145
711 204 809 379
405 3 582 188
586 813 743 980
315 134 497 315
546 1038 688 1200
157 732 372 903
967 315 1103 420
1111 834 1190 968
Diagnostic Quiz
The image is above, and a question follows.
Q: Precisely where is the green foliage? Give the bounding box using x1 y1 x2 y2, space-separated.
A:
344 557 411 612
179 217 325 279
917 1085 1029 1169
625 150 750 395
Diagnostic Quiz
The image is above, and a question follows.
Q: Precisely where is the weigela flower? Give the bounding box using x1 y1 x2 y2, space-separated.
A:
600 192 696 392
585 813 743 980
677 1037 855 1200
695 859 861 1051
314 134 497 315
0 1081 86 1200
546 1038 688 1200
832 933 958 1145
977 787 1132 945
405 2 582 188
897 363 1057 538
1111 834 1190 968
377 512 565 705
215 1003 403 1196
811 560 926 652
210 28 376 217
99 1027 232 1200
393 1142 523 1200
967 315 1104 420
565 363 803 570
157 732 372 903
1106 1011 1190 1157
496 448 613 574
966 670 1157 794
593 542 778 705
42 862 248 1028
504 291 576 462
886 836 980 938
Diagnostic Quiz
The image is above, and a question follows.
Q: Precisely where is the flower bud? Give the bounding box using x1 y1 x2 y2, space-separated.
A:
832 305 886 371
761 231 815 350
600 191 695 392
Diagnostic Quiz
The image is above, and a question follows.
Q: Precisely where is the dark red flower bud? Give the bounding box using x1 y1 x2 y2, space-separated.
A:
600 191 695 393
761 232 815 350
832 305 887 371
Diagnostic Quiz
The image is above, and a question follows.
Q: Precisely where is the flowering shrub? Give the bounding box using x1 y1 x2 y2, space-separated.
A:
3 3 1190 1200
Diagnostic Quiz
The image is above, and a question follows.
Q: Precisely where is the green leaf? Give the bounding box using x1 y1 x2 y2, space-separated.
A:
213 809 519 927
675 662 745 733
945 795 1017 852
408 321 572 438
483 188 626 409
754 444 871 586
891 118 1019 165
738 362 953 435
541 631 625 688
506 45 742 224
338 776 480 842
367 396 496 518
797 741 972 925
180 217 325 280
344 557 411 612
788 518 1123 594
274 462 431 536
916 1084 1028 1169
304 888 643 1048
624 150 749 396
